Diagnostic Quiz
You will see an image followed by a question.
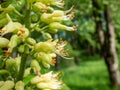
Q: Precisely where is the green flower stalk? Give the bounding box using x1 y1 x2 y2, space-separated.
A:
0 0 75 89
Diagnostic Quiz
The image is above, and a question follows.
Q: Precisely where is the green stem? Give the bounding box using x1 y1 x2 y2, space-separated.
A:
16 53 28 81
16 2 32 81
25 3 32 29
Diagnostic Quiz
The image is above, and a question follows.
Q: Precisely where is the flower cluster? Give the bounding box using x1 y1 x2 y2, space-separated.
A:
0 0 75 90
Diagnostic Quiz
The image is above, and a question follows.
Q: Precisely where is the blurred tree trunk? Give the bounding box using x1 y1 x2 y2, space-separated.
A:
92 0 120 86
70 32 80 65
104 5 120 85
55 55 60 71
92 0 104 55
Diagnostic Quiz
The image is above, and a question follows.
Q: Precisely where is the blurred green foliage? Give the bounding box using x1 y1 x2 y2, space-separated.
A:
61 55 120 90
56 0 120 89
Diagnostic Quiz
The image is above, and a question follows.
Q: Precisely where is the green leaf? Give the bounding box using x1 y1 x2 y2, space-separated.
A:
23 74 35 85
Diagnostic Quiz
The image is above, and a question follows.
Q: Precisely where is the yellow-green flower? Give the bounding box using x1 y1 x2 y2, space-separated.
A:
2 21 22 35
30 60 41 75
34 52 56 68
33 2 54 12
0 37 9 48
30 71 62 89
0 80 14 90
15 81 25 90
49 22 76 31
34 39 57 53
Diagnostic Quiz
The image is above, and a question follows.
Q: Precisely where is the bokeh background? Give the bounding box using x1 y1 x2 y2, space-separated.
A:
51 0 120 90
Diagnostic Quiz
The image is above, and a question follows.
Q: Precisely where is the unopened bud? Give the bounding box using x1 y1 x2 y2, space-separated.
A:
33 2 47 12
24 68 31 77
30 76 41 84
18 45 25 53
0 80 14 90
15 81 25 90
8 35 22 51
49 22 76 31
0 37 9 48
34 40 56 53
30 60 41 74
26 37 36 46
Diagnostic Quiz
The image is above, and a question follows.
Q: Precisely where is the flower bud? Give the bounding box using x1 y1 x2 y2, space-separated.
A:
31 71 63 89
30 60 41 74
36 81 62 89
0 37 9 48
26 37 36 46
34 52 51 63
31 13 39 22
33 2 47 12
40 13 53 24
0 81 4 87
49 22 75 31
6 58 16 70
15 56 21 71
42 61 50 69
6 56 21 72
0 80 14 90
43 33 52 39
2 21 22 35
30 76 41 84
52 10 64 17
18 45 25 53
24 68 31 77
34 40 56 53
40 13 64 23
8 35 22 51
18 28 29 39
34 52 56 68
15 81 25 90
